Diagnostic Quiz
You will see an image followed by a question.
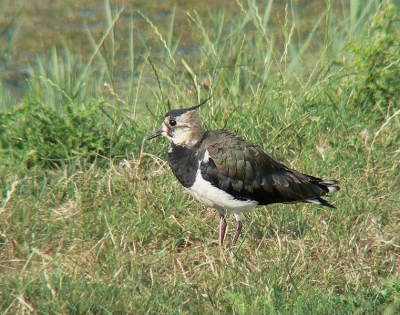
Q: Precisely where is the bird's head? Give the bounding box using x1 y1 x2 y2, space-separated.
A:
147 97 211 148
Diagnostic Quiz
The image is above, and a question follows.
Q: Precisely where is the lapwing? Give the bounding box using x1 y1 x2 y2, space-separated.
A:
147 98 340 245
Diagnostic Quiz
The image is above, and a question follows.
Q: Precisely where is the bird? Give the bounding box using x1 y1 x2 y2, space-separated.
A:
147 97 340 246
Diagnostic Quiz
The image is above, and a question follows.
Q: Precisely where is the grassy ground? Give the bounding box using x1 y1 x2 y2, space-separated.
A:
1 0 400 314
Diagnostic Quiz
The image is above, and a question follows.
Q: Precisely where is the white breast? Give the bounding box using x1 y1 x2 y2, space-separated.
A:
185 167 258 218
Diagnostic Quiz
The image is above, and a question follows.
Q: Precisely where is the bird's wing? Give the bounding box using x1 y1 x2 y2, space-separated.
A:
199 130 331 205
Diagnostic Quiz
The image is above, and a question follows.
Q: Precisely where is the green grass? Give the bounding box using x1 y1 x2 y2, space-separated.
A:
1 0 400 314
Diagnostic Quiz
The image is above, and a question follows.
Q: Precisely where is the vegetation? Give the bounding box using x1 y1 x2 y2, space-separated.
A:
1 0 399 314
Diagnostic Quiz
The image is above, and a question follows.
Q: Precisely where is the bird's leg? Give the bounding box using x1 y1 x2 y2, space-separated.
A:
219 215 227 245
232 220 243 246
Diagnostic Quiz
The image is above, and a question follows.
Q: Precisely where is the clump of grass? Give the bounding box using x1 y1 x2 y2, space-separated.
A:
1 0 399 314
350 3 400 115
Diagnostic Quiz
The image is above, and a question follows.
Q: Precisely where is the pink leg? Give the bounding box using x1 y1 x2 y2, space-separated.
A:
232 221 243 246
219 215 227 245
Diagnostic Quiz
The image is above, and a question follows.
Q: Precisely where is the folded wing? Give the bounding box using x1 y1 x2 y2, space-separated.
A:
200 130 339 207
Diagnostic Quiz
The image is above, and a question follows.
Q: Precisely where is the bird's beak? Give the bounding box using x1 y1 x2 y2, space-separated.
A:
147 128 163 140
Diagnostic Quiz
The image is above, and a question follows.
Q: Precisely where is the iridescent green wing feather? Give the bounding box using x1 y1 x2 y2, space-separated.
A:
199 130 331 205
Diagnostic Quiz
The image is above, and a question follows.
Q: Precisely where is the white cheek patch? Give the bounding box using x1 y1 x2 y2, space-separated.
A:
171 126 190 144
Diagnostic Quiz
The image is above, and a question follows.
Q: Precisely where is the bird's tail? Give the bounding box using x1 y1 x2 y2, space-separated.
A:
307 179 340 208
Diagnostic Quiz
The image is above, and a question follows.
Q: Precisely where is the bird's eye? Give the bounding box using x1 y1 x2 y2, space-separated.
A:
169 119 177 126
